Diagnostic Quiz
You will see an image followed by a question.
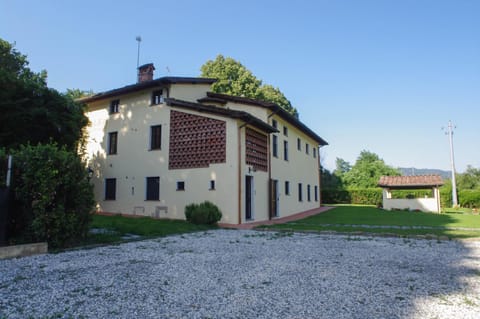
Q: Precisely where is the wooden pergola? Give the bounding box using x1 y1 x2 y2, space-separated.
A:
378 175 444 213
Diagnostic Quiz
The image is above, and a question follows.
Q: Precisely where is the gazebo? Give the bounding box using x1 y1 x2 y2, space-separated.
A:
378 175 444 213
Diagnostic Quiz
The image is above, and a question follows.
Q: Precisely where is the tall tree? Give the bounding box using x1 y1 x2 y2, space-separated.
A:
0 38 88 151
457 165 480 190
201 55 298 117
342 150 400 188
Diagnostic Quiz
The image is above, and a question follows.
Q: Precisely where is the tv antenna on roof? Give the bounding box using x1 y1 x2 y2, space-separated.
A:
136 36 142 69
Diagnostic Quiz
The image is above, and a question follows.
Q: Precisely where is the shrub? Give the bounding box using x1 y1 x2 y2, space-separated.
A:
321 188 382 205
9 143 94 248
459 190 480 208
184 201 222 225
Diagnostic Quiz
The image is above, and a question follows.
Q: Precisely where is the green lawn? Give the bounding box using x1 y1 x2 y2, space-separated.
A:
83 214 217 246
262 206 480 239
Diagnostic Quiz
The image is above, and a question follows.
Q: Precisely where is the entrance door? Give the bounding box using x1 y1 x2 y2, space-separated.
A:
245 175 253 220
270 179 279 218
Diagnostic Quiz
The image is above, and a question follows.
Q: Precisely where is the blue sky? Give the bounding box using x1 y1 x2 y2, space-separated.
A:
1 0 479 172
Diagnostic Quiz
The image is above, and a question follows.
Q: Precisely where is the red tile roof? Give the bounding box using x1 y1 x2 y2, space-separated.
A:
378 175 444 189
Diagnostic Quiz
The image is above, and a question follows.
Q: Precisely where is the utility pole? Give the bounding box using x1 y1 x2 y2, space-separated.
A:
445 121 458 207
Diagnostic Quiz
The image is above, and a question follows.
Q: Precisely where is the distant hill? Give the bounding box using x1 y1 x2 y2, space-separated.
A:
398 167 451 180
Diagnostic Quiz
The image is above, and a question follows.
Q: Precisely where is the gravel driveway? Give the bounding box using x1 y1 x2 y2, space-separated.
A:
1 230 480 319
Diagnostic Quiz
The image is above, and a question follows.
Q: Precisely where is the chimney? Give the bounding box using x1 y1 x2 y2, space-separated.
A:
137 63 155 83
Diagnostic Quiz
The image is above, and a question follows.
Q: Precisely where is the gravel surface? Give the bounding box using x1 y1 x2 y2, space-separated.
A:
1 230 480 319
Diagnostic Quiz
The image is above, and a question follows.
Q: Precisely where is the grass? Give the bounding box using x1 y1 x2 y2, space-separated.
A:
262 206 480 239
82 214 217 246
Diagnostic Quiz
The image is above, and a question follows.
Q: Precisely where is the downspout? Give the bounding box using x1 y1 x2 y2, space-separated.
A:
266 111 277 219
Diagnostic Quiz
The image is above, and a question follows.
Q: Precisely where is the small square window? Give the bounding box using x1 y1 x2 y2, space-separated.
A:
151 90 163 105
272 119 277 129
209 180 216 190
297 138 301 151
283 126 288 136
177 181 185 191
109 99 119 114
306 143 310 155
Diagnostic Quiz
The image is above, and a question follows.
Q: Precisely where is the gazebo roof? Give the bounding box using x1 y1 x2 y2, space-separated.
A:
378 175 444 189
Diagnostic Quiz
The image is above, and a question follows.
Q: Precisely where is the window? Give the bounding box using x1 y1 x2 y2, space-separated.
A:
272 135 278 158
307 184 311 202
297 138 301 151
146 177 160 200
315 185 318 202
283 126 288 136
272 119 278 129
109 99 119 114
176 181 185 191
150 125 162 150
306 143 310 155
210 180 216 190
108 132 118 155
151 90 163 105
298 183 303 202
285 181 290 195
313 147 317 158
283 140 289 161
105 178 116 200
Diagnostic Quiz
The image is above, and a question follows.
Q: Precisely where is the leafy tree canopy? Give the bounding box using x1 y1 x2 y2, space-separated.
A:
0 38 88 151
457 165 480 190
200 55 298 117
339 150 400 188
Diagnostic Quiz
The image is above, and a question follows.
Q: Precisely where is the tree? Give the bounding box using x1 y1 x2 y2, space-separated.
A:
0 38 88 151
457 166 480 190
9 143 94 248
342 150 400 188
200 55 298 117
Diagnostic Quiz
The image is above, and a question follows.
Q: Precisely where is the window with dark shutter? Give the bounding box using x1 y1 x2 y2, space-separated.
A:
150 125 162 150
108 132 118 155
105 178 116 200
109 100 119 114
272 135 278 158
151 90 163 105
146 177 160 200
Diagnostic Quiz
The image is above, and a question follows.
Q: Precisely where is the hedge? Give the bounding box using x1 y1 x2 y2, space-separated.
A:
322 188 480 209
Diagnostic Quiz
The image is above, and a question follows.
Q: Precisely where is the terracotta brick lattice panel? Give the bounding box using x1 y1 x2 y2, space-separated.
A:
169 111 226 169
246 127 268 172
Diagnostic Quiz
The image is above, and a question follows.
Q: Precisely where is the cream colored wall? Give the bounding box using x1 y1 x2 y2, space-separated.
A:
238 126 270 224
169 83 212 102
218 100 321 219
85 88 240 223
382 189 441 213
269 116 321 217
